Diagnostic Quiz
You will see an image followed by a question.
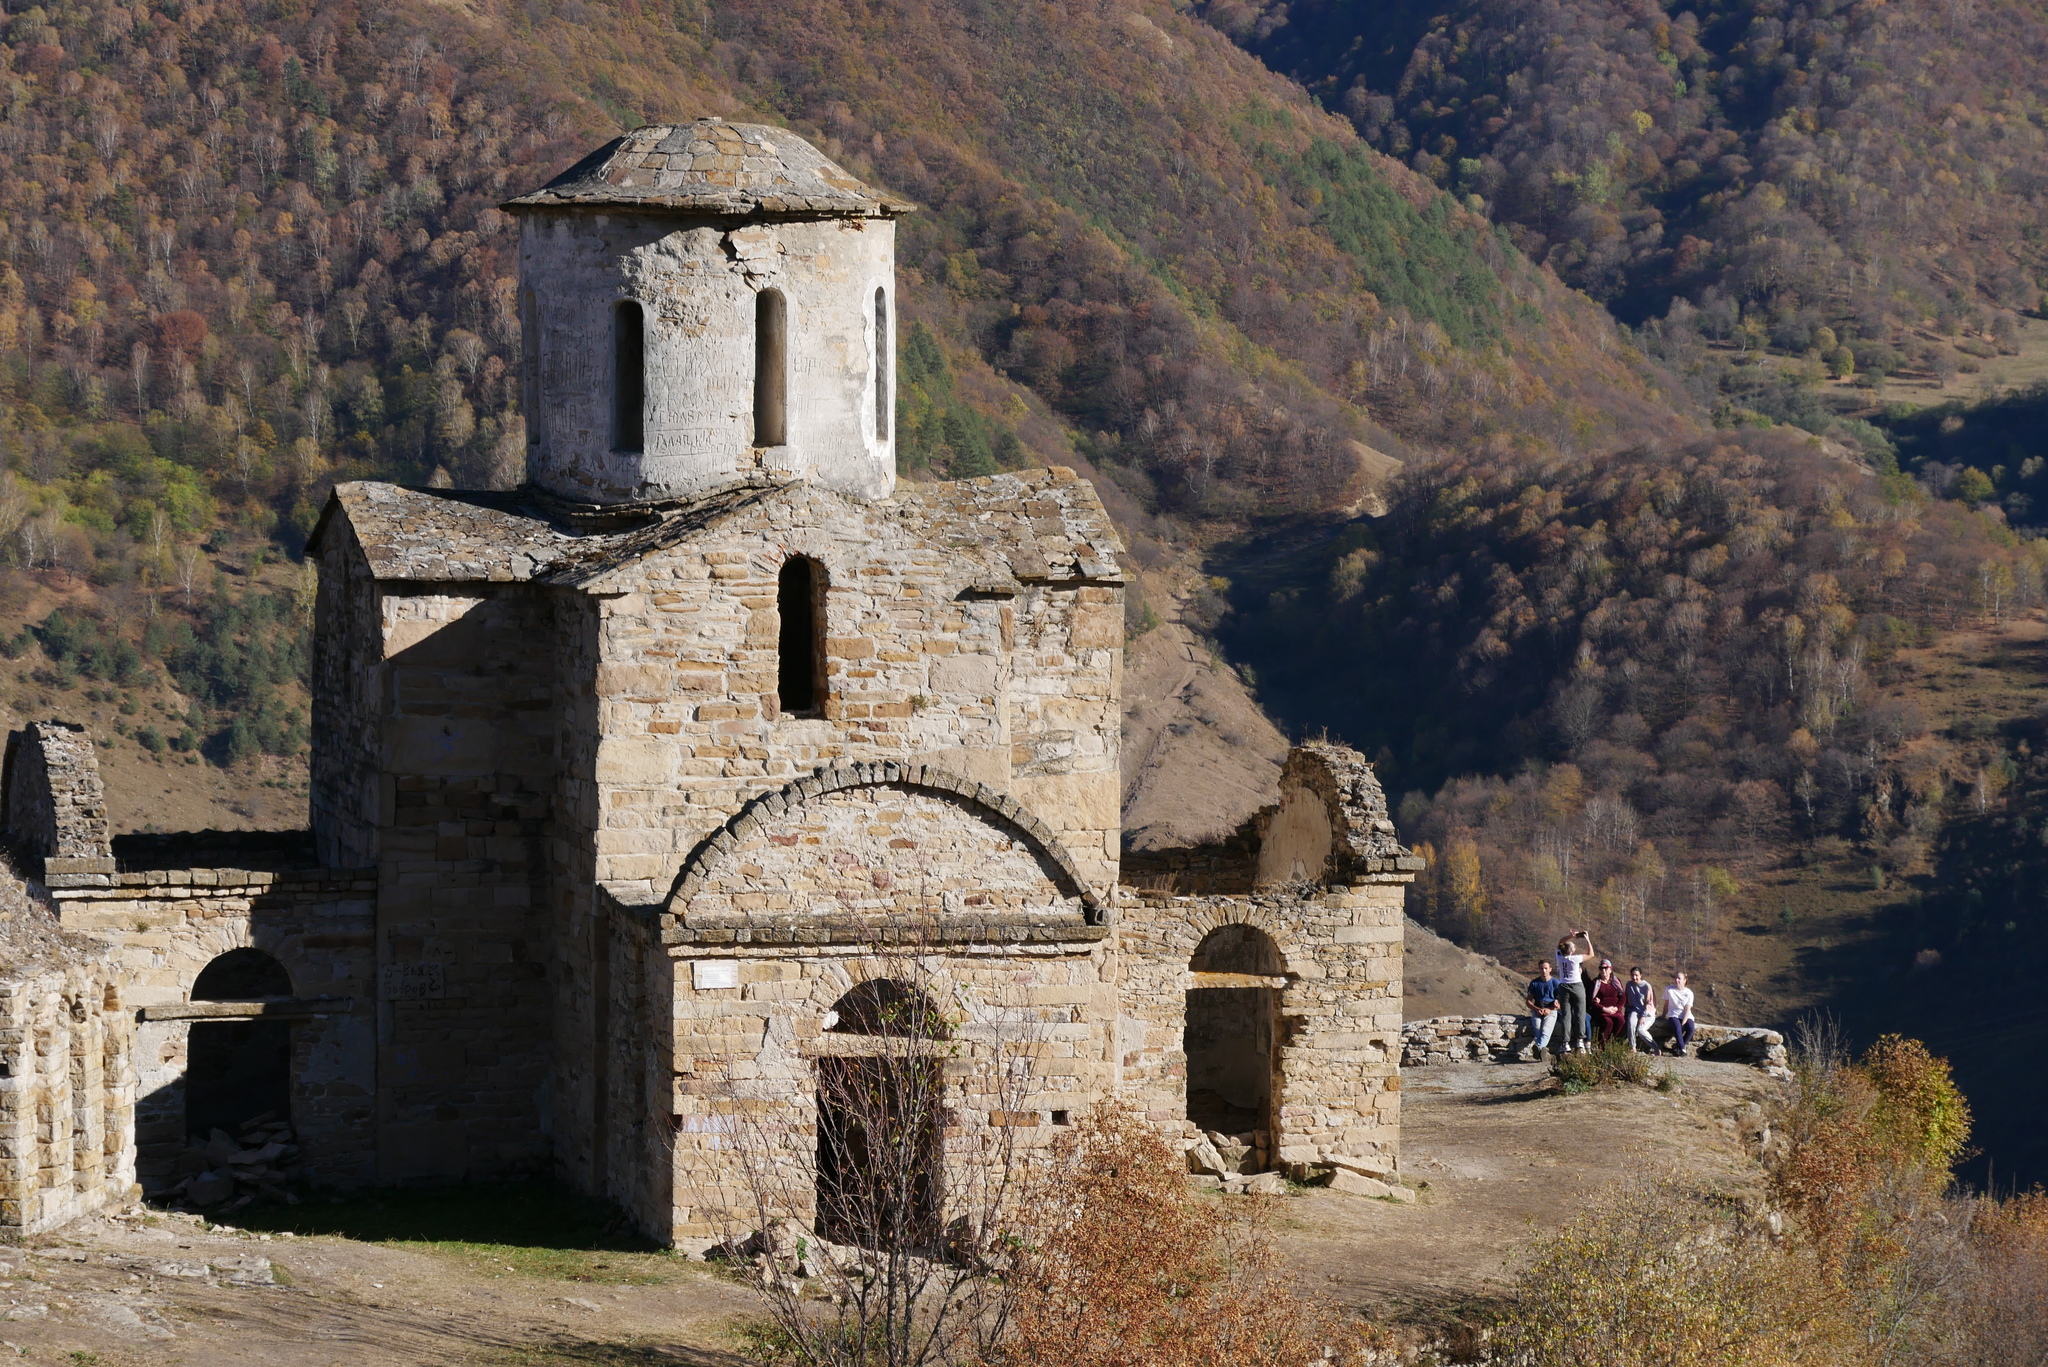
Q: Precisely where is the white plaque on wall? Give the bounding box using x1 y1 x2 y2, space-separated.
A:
692 960 739 991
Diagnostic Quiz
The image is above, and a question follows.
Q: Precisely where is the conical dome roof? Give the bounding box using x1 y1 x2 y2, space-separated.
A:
503 120 913 218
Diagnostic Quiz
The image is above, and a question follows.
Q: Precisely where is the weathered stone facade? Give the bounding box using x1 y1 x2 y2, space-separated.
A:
0 122 1421 1241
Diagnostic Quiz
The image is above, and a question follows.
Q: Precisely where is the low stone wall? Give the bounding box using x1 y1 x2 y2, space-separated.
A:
1400 1014 1789 1070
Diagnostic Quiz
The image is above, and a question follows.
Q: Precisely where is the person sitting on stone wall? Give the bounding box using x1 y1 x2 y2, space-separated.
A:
1663 971 1698 1056
1590 959 1628 1045
1624 967 1658 1054
1553 929 1596 1053
1526 959 1562 1060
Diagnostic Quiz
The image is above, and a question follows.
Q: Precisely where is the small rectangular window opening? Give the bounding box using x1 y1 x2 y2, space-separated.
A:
777 557 825 715
755 290 787 447
874 288 890 442
612 300 644 453
1050 1109 1072 1126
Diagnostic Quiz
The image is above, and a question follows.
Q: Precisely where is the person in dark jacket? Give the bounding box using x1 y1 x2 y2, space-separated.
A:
1590 959 1627 1045
1526 959 1562 1060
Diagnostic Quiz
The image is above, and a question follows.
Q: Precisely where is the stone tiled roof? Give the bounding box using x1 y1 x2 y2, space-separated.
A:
897 468 1124 583
311 469 1124 588
502 121 914 218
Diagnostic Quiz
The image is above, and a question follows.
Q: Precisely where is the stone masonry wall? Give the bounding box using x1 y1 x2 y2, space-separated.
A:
371 585 559 1184
573 483 1121 906
0 957 136 1234
1118 880 1407 1178
662 933 1112 1246
48 867 378 1192
518 212 897 504
310 513 382 870
1400 1014 1790 1070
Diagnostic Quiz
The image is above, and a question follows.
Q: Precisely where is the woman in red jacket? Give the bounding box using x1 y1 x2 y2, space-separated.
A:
1590 959 1628 1045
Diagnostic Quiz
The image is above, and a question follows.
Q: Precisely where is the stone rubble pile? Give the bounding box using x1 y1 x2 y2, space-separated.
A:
162 1113 301 1211
1182 1128 1268 1178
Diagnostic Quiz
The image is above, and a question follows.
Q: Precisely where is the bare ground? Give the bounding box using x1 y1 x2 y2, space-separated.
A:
0 1057 1780 1363
1277 1057 1780 1320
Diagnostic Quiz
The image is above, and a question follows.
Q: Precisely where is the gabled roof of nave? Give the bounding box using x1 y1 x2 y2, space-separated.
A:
502 120 915 219
308 469 1124 591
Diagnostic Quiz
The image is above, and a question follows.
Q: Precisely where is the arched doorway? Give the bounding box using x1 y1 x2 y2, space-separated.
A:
1184 925 1283 1155
185 949 293 1139
816 980 947 1249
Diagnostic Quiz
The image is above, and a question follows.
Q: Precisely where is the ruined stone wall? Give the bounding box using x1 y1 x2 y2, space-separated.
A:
1117 881 1406 1177
371 585 560 1183
579 488 1121 906
0 958 136 1234
310 514 383 870
49 868 377 1192
2 722 113 879
518 212 897 504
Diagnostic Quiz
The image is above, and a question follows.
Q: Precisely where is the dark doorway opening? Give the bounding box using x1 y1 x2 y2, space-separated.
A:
816 980 946 1249
186 949 293 1139
1184 925 1281 1140
815 1055 942 1250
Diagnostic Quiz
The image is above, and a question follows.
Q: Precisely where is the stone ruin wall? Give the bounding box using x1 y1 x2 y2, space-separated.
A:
1113 742 1423 1181
48 866 379 1193
0 956 137 1235
1118 882 1407 1179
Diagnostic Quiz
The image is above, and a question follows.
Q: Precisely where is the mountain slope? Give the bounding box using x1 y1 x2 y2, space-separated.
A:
1206 0 2048 341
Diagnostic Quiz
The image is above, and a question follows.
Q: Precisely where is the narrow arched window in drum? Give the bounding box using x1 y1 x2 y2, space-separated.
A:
755 289 787 446
612 300 644 453
873 288 890 442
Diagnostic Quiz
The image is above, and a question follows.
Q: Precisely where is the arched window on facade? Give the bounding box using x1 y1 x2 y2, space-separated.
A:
755 289 787 447
777 556 825 716
612 300 644 453
873 287 890 442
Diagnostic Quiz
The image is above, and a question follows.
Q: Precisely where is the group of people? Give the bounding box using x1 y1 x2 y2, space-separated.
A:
1525 930 1697 1058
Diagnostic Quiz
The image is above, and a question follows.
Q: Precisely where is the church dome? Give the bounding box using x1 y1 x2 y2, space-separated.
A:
503 120 914 219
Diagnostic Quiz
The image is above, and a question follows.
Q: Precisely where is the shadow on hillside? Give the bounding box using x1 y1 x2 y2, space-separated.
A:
1797 710 2048 1192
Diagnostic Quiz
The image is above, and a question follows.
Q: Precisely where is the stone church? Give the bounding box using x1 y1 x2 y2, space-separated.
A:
0 120 1417 1241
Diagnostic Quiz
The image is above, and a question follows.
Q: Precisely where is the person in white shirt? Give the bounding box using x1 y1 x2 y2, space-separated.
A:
1552 929 1596 1053
1663 971 1697 1056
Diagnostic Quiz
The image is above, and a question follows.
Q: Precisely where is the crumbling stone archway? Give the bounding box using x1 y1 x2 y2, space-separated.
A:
1184 924 1284 1155
815 979 948 1250
185 949 293 1139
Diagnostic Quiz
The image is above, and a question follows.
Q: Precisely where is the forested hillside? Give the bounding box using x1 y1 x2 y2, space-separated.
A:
1205 0 2048 347
1223 432 2043 960
0 0 1696 776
